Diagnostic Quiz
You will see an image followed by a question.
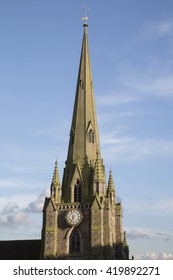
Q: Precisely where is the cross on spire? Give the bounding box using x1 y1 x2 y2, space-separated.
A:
82 3 89 25
83 3 89 17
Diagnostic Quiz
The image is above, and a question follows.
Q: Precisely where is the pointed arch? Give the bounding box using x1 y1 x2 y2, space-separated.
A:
86 121 95 143
70 230 80 253
74 179 82 202
69 164 83 203
69 229 83 254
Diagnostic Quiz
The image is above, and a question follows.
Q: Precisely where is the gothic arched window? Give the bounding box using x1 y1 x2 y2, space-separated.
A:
74 179 82 202
88 129 94 143
70 230 80 253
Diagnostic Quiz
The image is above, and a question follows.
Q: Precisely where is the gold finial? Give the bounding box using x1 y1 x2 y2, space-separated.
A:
82 3 89 25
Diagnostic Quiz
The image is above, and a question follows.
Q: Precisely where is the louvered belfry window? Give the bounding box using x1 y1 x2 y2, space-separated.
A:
74 179 82 202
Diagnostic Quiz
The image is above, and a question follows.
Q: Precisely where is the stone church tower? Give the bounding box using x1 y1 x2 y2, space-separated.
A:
41 21 129 260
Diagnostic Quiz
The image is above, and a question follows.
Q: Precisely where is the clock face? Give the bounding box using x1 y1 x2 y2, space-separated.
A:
66 209 82 226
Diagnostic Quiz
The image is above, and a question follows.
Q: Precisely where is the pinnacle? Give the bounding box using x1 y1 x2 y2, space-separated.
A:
123 231 128 247
52 160 60 186
93 149 105 182
50 160 61 202
108 169 115 192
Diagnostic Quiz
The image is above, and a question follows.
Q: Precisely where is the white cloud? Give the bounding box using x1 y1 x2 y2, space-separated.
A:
0 210 31 229
137 252 173 260
0 195 37 213
26 188 49 213
2 202 19 215
101 131 173 162
120 73 173 97
0 201 25 229
111 20 173 100
126 227 173 241
97 93 139 106
127 230 149 240
120 20 173 55
0 189 49 230
0 189 48 234
0 189 49 217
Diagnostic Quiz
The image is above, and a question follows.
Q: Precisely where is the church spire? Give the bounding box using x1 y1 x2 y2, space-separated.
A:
107 169 116 203
62 23 101 202
66 23 100 167
41 19 130 261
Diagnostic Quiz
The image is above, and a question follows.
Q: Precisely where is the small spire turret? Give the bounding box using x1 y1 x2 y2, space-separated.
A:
123 231 129 259
93 149 106 196
50 160 61 202
108 169 115 193
93 150 104 182
123 231 128 247
107 169 116 204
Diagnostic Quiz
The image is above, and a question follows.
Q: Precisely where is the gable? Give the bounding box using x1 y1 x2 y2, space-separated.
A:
70 163 83 189
91 195 102 210
44 198 56 212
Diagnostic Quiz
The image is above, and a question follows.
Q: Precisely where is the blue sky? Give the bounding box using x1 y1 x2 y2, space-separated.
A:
0 0 173 260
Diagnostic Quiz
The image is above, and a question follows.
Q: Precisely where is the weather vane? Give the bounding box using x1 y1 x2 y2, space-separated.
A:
82 3 89 25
